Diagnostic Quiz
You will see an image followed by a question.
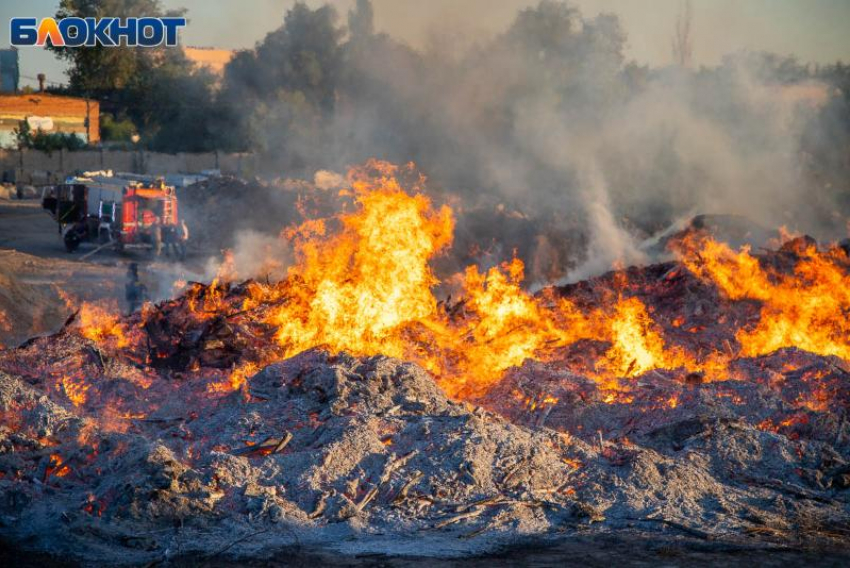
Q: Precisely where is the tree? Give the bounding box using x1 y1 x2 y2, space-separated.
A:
126 49 221 151
47 0 229 152
100 114 137 143
14 121 87 153
217 2 344 164
49 0 186 94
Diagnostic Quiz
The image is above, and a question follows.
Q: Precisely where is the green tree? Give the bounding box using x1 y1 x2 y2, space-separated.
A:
121 48 219 151
47 0 226 152
100 113 137 143
49 0 185 94
224 3 342 111
14 121 87 153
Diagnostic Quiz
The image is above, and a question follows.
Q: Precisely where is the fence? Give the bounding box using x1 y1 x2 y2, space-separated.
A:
0 148 259 185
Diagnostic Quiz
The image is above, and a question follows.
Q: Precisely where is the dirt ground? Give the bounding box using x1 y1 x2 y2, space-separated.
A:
3 534 849 567
0 199 201 347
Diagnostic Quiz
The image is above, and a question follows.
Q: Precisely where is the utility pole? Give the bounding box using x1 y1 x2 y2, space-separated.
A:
672 0 694 68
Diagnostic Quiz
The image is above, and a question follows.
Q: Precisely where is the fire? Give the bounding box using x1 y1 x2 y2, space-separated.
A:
209 361 260 393
57 160 838 411
45 453 70 479
678 236 850 361
248 160 708 399
77 302 129 348
41 161 713 403
61 374 90 407
187 279 228 318
55 161 846 407
438 258 578 396
266 160 454 366
602 297 688 378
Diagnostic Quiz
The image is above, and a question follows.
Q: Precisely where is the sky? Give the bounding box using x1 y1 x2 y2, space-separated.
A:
3 0 850 88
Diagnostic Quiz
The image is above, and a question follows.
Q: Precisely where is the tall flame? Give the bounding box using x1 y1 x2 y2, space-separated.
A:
262 160 689 398
603 296 689 377
267 161 454 361
77 302 129 348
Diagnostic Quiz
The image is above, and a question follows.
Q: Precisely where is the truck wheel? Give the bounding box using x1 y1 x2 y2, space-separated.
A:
64 233 81 252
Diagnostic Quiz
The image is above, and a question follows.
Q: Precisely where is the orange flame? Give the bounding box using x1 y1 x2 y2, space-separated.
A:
209 361 260 393
679 236 850 361
266 161 454 365
253 160 696 399
77 302 129 348
61 375 90 407
45 453 70 479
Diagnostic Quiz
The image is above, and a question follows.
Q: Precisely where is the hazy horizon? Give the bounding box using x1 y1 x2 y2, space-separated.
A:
2 0 849 88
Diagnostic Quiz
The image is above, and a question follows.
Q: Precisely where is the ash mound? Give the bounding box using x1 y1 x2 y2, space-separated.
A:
0 350 590 564
1 346 848 565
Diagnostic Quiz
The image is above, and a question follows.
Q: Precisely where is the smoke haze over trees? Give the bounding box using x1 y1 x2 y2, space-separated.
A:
52 0 850 281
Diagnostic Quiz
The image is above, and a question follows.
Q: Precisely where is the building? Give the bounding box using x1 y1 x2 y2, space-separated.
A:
0 49 19 93
184 47 233 77
0 93 99 148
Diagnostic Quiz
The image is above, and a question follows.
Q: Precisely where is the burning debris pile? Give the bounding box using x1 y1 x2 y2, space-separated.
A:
1 161 849 563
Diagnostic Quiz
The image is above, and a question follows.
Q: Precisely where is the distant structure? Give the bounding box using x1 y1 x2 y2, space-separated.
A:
0 48 20 93
184 47 233 77
672 0 694 68
0 91 100 147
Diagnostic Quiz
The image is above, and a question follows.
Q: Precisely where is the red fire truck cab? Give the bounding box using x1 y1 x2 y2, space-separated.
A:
119 184 179 247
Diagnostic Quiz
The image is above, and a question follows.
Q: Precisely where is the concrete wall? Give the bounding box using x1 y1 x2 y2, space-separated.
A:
0 149 257 185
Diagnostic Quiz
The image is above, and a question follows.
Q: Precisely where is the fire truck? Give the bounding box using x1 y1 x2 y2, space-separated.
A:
41 173 184 256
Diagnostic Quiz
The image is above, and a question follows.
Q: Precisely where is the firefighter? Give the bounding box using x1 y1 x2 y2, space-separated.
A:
162 223 178 258
125 263 147 314
161 221 185 260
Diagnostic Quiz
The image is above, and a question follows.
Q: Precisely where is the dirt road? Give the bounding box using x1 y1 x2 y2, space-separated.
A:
0 199 202 347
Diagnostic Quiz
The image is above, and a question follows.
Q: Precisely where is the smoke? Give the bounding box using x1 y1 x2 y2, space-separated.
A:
563 162 649 283
204 230 292 282
214 0 849 286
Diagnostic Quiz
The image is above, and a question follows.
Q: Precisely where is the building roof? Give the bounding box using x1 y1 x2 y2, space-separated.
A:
184 47 234 76
0 93 100 143
0 93 99 116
